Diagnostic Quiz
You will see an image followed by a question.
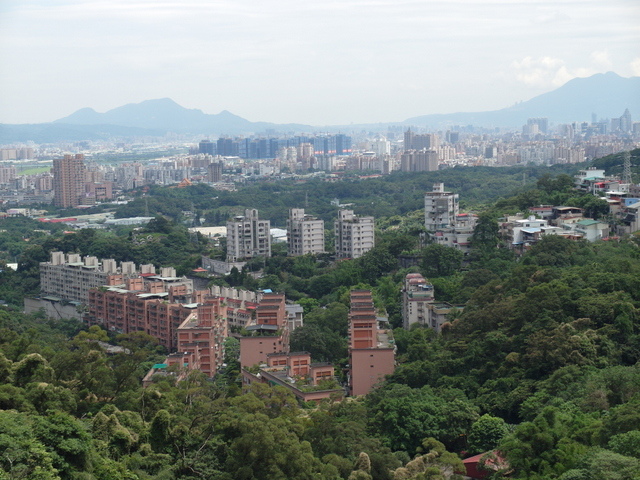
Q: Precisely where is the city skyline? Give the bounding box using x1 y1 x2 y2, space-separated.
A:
1 0 639 126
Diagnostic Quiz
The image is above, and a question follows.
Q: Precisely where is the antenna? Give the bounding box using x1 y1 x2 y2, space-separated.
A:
623 151 632 185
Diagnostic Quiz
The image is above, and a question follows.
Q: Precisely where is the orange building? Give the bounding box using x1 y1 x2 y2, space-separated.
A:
241 351 343 403
348 290 395 396
175 299 228 377
142 301 228 386
239 293 290 368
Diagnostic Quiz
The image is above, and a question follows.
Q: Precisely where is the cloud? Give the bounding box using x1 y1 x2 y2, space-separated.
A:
590 50 612 69
511 56 566 87
631 58 640 76
511 52 617 89
532 9 570 24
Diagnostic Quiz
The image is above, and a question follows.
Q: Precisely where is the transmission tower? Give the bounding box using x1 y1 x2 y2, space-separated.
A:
623 151 632 185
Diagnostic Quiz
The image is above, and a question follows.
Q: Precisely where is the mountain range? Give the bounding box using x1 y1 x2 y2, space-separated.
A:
1 72 638 144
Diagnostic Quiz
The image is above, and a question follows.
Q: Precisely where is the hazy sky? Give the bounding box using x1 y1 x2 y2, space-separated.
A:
1 0 638 125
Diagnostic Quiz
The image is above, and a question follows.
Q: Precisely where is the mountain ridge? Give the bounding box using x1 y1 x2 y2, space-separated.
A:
1 72 638 143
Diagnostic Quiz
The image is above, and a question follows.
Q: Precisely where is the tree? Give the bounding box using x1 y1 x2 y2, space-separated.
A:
420 244 463 278
367 384 478 453
392 438 464 480
470 213 499 251
0 410 61 480
467 414 509 455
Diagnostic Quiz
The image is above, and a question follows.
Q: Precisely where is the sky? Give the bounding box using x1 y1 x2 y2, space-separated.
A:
0 0 639 126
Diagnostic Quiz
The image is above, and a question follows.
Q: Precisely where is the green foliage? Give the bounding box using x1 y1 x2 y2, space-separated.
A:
420 244 463 278
467 414 509 455
559 448 640 480
367 384 478 453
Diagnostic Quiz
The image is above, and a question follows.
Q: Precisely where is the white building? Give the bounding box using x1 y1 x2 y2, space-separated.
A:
425 183 459 233
334 210 375 259
226 209 271 262
401 273 434 329
287 208 325 256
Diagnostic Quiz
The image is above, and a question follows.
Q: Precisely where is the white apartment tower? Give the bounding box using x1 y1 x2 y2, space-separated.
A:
334 210 375 259
226 209 271 262
402 273 435 329
287 208 325 256
425 183 459 232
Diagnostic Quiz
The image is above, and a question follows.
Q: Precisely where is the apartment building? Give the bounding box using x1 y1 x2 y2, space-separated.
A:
431 213 478 254
425 183 459 232
401 273 434 329
287 208 325 256
40 252 135 303
142 300 229 385
348 290 395 396
87 279 202 350
240 351 343 403
40 252 193 304
400 150 438 172
226 208 271 261
174 299 228 376
239 293 290 369
53 154 86 208
334 209 375 259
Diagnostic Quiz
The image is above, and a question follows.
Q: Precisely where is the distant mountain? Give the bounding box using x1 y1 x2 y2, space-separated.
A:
53 98 311 135
404 72 640 128
1 72 638 144
0 123 164 144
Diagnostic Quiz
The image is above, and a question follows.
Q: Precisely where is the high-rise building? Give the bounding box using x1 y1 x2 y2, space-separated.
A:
53 154 86 208
348 290 395 396
226 209 271 261
404 129 439 151
402 273 434 329
198 139 215 155
527 118 548 134
287 208 325 256
334 210 375 259
400 150 438 172
424 183 459 232
620 108 633 133
207 160 224 182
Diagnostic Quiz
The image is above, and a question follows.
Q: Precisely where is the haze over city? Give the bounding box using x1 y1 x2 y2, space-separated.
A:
1 0 639 126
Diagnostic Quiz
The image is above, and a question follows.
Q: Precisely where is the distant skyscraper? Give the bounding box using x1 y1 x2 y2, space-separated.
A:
404 129 439 151
53 154 86 208
199 139 215 155
207 160 224 183
527 118 548 134
620 109 632 133
400 150 438 172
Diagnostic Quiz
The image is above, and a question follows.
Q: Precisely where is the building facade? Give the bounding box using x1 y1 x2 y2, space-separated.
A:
400 150 438 172
53 154 86 208
239 293 290 368
287 208 325 256
425 183 459 232
348 290 395 396
226 208 271 262
334 210 375 259
401 273 434 329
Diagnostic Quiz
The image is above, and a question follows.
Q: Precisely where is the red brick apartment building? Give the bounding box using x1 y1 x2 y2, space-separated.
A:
239 293 289 368
348 290 395 396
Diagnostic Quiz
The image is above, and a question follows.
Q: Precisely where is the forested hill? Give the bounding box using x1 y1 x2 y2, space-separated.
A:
113 163 582 227
1 156 640 479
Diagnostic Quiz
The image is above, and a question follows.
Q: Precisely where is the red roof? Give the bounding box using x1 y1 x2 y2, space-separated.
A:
463 452 509 479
